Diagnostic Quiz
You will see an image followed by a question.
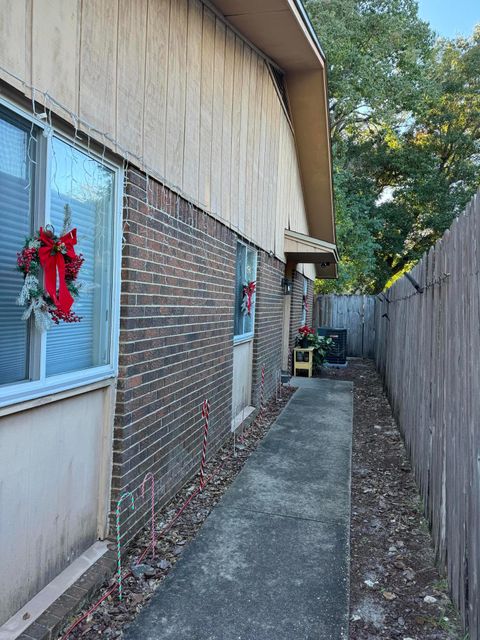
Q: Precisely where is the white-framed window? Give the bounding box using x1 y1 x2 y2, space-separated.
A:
301 277 308 325
0 99 122 407
233 241 257 342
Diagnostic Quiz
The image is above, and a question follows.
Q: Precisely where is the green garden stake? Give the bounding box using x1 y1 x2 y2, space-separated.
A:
116 491 135 600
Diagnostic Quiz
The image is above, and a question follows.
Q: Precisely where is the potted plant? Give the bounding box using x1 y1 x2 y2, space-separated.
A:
294 325 333 375
296 324 315 348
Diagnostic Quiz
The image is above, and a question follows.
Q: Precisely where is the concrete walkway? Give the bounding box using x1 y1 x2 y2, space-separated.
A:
124 378 353 640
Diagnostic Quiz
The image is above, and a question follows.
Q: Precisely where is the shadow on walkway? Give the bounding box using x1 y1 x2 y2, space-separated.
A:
124 378 353 640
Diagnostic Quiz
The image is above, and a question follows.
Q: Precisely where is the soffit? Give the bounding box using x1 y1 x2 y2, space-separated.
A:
209 0 324 71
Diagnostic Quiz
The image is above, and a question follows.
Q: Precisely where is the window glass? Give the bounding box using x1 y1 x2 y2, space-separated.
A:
0 110 35 385
46 137 115 376
301 277 308 325
234 244 246 337
234 242 256 338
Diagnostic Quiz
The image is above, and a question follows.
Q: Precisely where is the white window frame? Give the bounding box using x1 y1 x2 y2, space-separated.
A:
233 240 257 345
0 97 123 409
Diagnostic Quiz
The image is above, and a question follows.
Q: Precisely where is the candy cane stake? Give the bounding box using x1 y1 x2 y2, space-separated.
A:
199 399 210 490
116 491 135 601
140 472 156 560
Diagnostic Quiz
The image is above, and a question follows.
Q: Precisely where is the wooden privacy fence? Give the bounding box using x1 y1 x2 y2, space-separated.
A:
374 191 480 638
314 294 375 357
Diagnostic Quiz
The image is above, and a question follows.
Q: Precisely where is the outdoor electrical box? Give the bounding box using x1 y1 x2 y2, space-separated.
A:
318 327 347 366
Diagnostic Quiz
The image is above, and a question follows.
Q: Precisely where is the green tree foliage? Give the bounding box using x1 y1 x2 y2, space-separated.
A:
305 0 480 292
316 151 382 293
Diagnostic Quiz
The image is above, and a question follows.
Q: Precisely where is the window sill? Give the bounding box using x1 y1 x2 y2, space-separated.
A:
0 374 116 417
233 334 254 346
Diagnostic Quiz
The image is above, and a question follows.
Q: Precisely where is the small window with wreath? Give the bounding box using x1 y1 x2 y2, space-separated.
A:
233 241 257 341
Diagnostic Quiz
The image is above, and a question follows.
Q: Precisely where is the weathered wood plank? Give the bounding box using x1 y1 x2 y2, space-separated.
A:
182 0 202 201
237 44 251 235
79 0 118 136
0 0 28 92
117 0 147 159
230 35 244 232
220 26 235 225
32 0 80 113
257 63 268 250
198 6 215 209
210 17 225 217
244 48 256 242
165 0 188 188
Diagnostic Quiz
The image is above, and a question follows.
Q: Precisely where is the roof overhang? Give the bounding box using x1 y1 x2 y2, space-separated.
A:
209 0 337 272
208 0 326 70
284 230 338 279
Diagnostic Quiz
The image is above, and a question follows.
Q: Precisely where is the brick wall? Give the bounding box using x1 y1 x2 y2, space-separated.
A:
114 168 236 540
252 252 285 407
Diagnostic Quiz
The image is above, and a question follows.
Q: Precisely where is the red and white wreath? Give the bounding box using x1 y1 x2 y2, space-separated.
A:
16 205 85 331
241 280 256 316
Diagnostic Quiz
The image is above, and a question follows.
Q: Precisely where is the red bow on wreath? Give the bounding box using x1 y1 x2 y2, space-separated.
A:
38 227 78 314
241 281 256 316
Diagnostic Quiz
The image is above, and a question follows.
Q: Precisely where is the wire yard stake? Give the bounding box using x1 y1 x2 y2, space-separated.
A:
116 491 135 601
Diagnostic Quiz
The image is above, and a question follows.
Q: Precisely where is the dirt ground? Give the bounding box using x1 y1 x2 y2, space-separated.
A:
323 359 465 640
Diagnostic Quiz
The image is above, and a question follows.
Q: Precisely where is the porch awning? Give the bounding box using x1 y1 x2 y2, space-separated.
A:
284 229 339 279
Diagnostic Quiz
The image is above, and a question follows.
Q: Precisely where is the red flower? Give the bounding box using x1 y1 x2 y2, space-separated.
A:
298 325 315 336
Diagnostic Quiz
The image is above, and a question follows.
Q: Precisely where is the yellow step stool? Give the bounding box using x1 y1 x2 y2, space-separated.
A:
293 347 314 377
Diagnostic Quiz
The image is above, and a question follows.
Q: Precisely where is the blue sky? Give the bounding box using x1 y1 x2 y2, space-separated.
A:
417 0 479 38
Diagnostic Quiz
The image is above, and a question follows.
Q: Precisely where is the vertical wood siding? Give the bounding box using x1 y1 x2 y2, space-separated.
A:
374 191 480 639
0 0 309 260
